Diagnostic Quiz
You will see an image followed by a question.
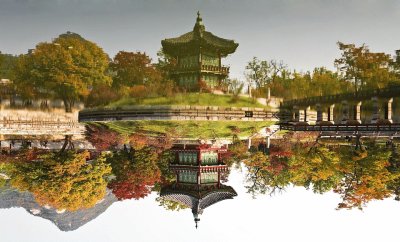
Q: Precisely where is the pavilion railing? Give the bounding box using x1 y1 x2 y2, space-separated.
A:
201 65 229 74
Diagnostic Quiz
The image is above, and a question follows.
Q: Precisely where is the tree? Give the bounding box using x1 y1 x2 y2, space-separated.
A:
0 52 17 79
13 32 111 112
334 42 393 93
245 57 287 89
85 124 124 151
11 150 111 211
106 148 161 200
110 51 162 90
289 144 342 194
244 152 291 196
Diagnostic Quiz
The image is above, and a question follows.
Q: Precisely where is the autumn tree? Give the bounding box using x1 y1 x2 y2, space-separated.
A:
334 42 393 93
244 151 291 196
11 150 111 211
334 147 392 209
289 144 342 194
85 124 124 151
106 148 161 200
13 32 111 112
110 51 163 93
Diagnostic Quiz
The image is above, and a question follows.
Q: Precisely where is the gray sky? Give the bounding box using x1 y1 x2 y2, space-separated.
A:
1 0 400 79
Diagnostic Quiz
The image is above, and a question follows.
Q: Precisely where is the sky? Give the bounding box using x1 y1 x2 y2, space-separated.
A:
1 0 400 79
1 167 400 242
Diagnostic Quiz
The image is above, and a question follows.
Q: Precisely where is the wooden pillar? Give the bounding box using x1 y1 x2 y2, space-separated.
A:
316 103 323 124
352 101 362 124
266 136 271 149
384 98 393 123
300 106 310 123
217 171 221 188
198 150 202 166
292 106 300 122
371 97 380 124
327 104 335 124
341 101 349 124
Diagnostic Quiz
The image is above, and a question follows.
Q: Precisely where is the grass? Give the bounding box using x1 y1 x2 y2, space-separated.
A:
99 120 274 139
106 93 266 108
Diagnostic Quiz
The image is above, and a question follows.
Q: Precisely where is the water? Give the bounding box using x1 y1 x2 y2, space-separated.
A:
1 105 400 242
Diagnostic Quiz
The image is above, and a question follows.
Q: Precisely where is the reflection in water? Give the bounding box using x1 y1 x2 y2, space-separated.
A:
0 136 237 230
160 144 237 228
1 118 400 231
244 132 400 209
0 185 117 231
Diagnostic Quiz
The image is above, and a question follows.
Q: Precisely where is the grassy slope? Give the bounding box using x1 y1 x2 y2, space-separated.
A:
106 93 266 108
101 120 274 139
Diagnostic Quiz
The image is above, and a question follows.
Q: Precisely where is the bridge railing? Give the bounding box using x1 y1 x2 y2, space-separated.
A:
280 123 400 132
282 84 400 107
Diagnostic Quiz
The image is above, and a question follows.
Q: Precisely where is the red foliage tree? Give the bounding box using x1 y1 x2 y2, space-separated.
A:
85 124 123 151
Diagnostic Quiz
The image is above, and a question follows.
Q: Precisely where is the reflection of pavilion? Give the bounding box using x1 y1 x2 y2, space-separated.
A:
160 144 237 228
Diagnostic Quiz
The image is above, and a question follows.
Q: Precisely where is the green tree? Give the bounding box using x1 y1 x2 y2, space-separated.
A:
13 32 111 112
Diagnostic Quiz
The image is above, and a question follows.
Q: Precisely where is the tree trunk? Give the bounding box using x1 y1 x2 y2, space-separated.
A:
63 99 74 113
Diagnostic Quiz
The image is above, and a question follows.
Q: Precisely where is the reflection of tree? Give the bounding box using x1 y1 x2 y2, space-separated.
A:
106 148 161 200
85 124 124 151
11 150 111 211
290 145 341 194
335 146 399 209
387 145 400 200
244 138 400 210
0 162 14 188
156 196 189 211
245 151 290 196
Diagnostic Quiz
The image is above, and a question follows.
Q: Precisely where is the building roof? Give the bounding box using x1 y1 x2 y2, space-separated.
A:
160 184 237 228
161 12 238 57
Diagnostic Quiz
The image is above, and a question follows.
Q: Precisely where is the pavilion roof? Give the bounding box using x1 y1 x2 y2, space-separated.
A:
161 12 238 56
160 185 237 212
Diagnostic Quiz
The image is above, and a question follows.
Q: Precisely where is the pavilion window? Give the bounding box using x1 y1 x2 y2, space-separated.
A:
179 171 197 183
200 172 218 183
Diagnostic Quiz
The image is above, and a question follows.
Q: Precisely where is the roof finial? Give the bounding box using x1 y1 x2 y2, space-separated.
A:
194 11 205 33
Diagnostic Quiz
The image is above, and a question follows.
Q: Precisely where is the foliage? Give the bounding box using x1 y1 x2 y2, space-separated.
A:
86 83 120 107
13 32 111 112
106 92 265 108
245 57 287 90
85 124 124 151
109 51 171 98
334 42 394 92
10 150 111 211
244 152 291 196
0 52 17 79
106 148 161 200
244 135 400 210
334 146 397 210
156 196 189 211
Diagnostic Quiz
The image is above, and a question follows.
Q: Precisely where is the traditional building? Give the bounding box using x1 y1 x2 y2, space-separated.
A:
160 144 237 228
161 12 239 91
